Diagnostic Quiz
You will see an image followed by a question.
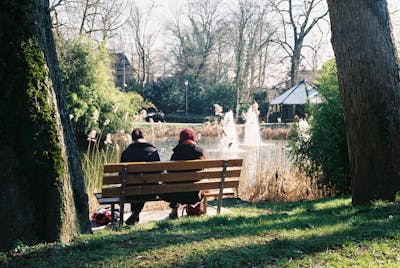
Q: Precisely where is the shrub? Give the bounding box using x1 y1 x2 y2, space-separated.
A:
143 77 236 115
287 59 350 194
164 113 217 123
58 36 151 138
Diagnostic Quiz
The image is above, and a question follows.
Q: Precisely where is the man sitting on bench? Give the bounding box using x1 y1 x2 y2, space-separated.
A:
120 128 160 225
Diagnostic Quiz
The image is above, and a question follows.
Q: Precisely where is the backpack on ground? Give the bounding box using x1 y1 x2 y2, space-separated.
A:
91 207 120 225
185 202 206 216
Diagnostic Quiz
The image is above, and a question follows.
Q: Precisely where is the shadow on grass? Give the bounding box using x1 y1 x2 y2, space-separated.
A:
5 196 400 267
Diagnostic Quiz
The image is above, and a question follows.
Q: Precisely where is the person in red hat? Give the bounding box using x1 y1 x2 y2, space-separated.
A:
163 128 206 218
172 128 204 160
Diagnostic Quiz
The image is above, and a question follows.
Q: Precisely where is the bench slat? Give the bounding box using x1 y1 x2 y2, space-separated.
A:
96 189 238 204
103 169 242 185
102 179 240 197
204 188 237 197
97 197 120 204
104 159 243 173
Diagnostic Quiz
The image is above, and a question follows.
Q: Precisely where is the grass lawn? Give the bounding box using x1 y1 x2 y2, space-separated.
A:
2 196 400 267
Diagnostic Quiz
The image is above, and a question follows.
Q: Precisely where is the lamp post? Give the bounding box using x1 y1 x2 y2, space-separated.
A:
123 55 126 92
184 80 189 115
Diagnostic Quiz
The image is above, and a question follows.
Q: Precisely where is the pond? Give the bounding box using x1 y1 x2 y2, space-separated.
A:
148 136 292 193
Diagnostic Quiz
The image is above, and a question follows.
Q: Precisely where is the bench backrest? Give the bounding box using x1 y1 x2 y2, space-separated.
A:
102 159 243 197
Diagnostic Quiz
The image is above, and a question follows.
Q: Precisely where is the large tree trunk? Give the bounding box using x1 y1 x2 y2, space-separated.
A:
327 0 400 204
289 44 301 87
39 0 91 234
0 0 90 250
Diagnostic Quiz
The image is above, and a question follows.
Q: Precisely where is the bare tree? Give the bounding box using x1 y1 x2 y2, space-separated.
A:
327 0 400 204
231 0 276 118
242 3 275 97
208 19 232 83
50 0 127 41
97 0 127 41
50 0 65 35
231 0 257 118
126 1 158 89
271 0 328 86
78 0 101 35
168 0 223 81
302 35 325 72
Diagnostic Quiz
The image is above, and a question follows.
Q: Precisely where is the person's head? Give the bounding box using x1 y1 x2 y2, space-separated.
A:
179 128 197 143
131 128 145 142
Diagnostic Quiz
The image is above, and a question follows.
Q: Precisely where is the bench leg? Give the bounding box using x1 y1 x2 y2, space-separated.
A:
119 203 125 226
203 196 208 214
217 160 228 214
111 204 115 224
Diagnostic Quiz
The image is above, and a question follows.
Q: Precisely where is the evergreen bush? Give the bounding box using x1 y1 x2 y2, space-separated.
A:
288 59 350 194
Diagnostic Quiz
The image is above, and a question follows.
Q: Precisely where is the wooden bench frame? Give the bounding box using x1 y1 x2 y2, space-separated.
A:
96 159 243 225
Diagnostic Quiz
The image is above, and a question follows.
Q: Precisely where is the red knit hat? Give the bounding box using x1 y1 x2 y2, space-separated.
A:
179 128 197 143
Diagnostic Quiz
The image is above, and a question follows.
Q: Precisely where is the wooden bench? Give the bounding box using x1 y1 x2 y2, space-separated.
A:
96 159 243 225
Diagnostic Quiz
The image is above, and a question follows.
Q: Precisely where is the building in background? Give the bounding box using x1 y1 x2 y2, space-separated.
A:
110 52 135 91
269 80 321 123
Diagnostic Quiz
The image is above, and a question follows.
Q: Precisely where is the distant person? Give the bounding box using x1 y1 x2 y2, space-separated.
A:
163 128 206 218
120 128 160 225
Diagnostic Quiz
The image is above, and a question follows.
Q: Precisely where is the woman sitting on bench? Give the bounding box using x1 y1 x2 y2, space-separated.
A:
163 128 206 218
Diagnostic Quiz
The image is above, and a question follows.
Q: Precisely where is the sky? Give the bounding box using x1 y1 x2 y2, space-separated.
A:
138 0 400 35
122 0 400 85
136 0 400 58
131 0 400 83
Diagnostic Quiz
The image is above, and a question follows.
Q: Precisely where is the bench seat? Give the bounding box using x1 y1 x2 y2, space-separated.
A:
97 159 243 225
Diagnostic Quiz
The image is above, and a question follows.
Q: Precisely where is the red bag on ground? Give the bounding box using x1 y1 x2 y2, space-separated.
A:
185 202 206 216
91 208 113 225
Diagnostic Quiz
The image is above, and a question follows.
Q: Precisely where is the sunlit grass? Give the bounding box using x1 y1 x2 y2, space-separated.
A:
4 196 400 267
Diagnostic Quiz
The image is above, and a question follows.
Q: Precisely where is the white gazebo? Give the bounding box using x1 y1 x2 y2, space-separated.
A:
269 80 321 122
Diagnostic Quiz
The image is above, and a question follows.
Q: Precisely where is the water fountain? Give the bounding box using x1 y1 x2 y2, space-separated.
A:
214 103 263 185
243 103 261 146
220 110 240 156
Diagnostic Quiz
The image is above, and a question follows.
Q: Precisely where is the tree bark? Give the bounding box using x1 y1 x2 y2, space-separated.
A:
0 0 90 250
42 1 92 234
327 0 400 204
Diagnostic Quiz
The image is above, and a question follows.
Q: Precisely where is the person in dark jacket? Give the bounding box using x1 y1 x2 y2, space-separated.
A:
120 128 160 225
165 128 206 218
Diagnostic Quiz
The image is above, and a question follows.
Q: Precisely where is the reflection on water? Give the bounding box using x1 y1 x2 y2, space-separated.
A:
150 136 291 187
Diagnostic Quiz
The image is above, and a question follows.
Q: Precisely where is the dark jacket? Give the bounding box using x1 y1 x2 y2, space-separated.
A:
161 142 205 205
120 141 160 203
170 143 205 161
121 142 160 162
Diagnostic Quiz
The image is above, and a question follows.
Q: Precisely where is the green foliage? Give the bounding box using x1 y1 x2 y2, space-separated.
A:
0 252 7 264
82 136 124 191
287 120 315 178
288 59 350 194
164 113 217 123
5 197 400 267
310 59 350 192
58 36 151 137
143 77 183 114
198 82 236 113
252 91 269 118
144 77 236 115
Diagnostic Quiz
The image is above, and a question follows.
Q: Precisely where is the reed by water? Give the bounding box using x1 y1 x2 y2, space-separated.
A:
82 121 324 213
